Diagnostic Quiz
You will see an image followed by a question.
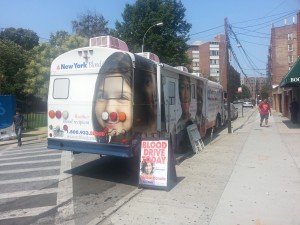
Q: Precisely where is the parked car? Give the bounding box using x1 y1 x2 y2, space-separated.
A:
224 103 238 121
242 101 254 108
233 99 243 104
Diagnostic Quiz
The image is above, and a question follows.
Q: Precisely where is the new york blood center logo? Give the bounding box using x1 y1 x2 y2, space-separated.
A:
141 141 167 164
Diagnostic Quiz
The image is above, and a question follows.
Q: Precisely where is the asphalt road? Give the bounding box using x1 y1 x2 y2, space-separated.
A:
0 140 139 225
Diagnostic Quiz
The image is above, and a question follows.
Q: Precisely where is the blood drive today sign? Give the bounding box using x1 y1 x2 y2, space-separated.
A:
139 139 169 188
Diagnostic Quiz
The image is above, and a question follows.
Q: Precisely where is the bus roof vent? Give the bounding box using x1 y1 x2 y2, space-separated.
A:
175 66 189 72
89 36 129 51
136 52 160 63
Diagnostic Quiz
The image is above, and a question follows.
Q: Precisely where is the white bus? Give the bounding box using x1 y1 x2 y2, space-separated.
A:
47 36 225 157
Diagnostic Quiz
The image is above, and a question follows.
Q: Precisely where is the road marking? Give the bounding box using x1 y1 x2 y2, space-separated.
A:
1 149 58 156
0 188 58 199
0 166 60 174
0 153 61 161
0 175 59 184
55 151 75 225
0 159 60 166
0 206 54 220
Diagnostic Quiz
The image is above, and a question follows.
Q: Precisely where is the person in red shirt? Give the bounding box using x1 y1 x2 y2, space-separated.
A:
258 99 272 127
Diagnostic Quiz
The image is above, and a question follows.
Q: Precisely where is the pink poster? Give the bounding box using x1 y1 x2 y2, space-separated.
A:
139 140 169 187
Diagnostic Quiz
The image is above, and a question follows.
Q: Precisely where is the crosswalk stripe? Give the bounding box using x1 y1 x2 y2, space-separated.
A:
0 159 60 166
0 166 60 174
55 151 75 225
0 175 59 184
0 153 61 162
0 206 54 220
6 144 47 152
1 149 58 156
0 188 58 199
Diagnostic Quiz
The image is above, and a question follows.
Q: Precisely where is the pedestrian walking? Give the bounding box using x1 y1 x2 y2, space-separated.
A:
290 98 299 123
12 109 24 146
258 98 271 127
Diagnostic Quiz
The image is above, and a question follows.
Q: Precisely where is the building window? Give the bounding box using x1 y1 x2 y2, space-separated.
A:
288 33 293 40
210 41 219 45
288 55 293 63
210 50 219 56
192 53 199 59
210 68 219 74
288 44 293 52
210 59 219 65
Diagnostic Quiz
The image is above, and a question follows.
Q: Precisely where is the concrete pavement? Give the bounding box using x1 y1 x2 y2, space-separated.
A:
0 127 47 147
90 108 300 225
1 109 300 225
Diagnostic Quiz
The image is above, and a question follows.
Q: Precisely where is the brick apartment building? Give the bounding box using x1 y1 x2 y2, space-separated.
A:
269 12 300 119
186 34 239 96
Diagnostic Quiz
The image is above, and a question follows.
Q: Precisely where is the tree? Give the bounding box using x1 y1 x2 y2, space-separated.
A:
72 10 109 38
0 40 29 99
260 84 269 100
0 27 39 50
229 66 241 101
238 84 251 100
23 32 88 101
113 0 192 66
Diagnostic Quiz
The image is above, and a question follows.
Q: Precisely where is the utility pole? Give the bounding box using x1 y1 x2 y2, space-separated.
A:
225 17 232 133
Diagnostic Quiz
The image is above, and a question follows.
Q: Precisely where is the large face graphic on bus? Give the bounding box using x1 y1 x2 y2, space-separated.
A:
92 52 133 144
133 58 157 133
92 52 158 144
173 75 193 154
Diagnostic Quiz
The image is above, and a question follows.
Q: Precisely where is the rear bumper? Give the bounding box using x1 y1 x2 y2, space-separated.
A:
47 138 133 158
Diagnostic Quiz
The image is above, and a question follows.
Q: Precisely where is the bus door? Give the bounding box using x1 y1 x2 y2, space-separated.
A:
164 77 178 133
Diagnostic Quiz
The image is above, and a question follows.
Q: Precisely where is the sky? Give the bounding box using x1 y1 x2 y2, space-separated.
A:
1 0 299 77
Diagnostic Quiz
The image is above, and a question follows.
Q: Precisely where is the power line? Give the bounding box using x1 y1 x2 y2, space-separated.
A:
229 25 265 76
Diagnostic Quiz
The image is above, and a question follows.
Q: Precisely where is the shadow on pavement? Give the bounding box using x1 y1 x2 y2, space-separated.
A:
282 120 300 129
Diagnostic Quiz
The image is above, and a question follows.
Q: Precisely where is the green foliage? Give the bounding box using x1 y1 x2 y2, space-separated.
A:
230 66 241 101
238 84 251 99
0 27 39 50
72 10 109 38
24 112 47 129
112 0 192 66
260 84 270 100
0 39 29 99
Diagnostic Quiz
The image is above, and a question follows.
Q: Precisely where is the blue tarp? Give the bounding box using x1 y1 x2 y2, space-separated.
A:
0 95 16 129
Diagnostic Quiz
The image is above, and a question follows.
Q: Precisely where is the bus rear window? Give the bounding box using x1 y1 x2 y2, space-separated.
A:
53 78 70 99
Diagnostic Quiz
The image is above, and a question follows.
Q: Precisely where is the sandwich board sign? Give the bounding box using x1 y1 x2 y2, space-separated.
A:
138 138 176 190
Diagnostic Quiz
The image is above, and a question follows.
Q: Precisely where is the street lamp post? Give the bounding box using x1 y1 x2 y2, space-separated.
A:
142 22 163 53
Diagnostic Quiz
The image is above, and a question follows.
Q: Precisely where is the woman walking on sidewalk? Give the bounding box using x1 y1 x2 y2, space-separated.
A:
258 99 271 127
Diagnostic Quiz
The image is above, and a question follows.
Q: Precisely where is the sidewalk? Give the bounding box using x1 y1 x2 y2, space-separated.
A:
89 109 300 225
0 127 47 146
1 110 300 225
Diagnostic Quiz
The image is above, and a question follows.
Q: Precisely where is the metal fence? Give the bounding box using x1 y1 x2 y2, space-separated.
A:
24 112 47 130
16 98 47 130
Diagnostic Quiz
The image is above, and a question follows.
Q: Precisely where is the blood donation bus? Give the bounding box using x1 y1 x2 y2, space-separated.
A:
47 36 225 157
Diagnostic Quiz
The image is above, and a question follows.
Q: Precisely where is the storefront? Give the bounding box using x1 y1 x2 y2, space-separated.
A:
280 57 300 120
